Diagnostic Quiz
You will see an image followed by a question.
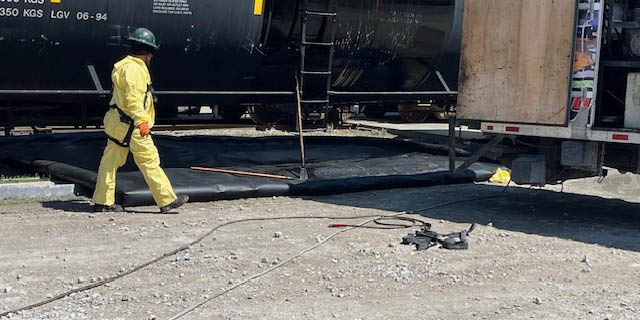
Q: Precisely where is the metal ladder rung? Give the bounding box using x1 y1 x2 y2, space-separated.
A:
301 71 332 75
302 41 334 46
305 10 337 17
300 100 330 104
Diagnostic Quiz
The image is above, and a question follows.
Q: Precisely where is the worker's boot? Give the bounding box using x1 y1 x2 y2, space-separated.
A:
93 204 124 213
159 195 189 214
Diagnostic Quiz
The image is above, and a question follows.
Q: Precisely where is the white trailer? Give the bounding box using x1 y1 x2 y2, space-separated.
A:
456 0 640 184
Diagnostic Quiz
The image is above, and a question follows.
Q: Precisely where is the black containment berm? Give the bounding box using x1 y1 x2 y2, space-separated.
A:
0 133 495 207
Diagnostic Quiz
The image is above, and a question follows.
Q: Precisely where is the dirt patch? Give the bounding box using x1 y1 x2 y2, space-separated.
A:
0 177 639 319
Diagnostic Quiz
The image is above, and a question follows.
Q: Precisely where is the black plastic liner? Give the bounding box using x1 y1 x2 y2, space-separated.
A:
0 133 496 206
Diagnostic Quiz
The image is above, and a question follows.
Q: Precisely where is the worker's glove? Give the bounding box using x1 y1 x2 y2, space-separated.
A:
139 122 151 137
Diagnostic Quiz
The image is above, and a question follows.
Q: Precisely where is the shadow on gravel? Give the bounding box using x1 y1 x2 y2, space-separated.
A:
42 200 183 215
308 184 640 252
42 200 93 213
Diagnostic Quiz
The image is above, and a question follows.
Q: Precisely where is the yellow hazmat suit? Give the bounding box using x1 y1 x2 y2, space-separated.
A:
93 56 177 207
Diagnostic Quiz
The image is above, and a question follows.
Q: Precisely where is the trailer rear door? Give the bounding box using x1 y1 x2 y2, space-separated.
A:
457 0 577 125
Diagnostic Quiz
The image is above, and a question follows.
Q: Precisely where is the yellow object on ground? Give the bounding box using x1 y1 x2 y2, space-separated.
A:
93 56 177 207
489 168 511 184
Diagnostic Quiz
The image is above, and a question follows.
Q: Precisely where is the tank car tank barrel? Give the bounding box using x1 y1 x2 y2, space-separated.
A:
0 0 462 96
0 0 463 126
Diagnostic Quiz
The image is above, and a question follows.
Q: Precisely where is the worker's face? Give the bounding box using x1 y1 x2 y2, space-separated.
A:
143 53 153 66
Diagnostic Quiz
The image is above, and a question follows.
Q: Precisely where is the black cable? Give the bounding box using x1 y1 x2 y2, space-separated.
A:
373 216 430 229
0 214 393 318
329 216 430 229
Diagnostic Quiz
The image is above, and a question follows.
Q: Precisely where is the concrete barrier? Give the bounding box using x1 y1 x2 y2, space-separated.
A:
0 181 75 201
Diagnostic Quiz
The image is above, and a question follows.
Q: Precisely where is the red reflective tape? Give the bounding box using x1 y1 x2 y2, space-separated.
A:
486 125 494 131
612 134 629 141
505 126 520 132
571 97 581 111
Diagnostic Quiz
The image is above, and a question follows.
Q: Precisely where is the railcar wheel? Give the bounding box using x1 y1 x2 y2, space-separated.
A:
328 106 353 126
248 104 286 125
434 111 449 120
362 105 386 118
398 103 431 123
219 105 247 122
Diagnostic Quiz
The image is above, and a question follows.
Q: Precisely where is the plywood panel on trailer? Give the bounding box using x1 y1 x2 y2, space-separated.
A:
457 0 576 125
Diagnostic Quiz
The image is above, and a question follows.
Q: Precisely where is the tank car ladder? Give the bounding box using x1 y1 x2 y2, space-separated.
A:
298 3 337 129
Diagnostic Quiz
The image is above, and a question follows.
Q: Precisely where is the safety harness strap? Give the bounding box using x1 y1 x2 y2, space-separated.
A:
107 83 156 148
106 106 135 148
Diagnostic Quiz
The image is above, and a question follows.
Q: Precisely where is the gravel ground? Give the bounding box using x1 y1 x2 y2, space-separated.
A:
0 128 639 320
156 127 394 139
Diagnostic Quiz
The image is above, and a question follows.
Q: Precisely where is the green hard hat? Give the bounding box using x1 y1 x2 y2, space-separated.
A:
127 27 159 50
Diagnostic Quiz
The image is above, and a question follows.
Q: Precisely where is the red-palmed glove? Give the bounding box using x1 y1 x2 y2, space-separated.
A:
139 122 151 137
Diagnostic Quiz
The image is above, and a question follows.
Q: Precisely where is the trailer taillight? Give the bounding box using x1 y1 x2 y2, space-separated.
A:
505 126 520 133
612 134 629 141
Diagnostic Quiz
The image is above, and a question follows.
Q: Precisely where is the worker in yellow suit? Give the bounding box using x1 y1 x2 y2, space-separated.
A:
93 28 189 214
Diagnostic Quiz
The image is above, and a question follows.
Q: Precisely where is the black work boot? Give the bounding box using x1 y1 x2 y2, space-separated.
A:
159 195 189 214
93 204 124 213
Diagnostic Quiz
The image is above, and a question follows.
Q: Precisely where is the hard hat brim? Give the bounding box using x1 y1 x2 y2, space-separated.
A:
127 38 160 51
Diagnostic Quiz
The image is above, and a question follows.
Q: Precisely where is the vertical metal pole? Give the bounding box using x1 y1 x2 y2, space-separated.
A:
295 75 308 180
448 113 456 174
